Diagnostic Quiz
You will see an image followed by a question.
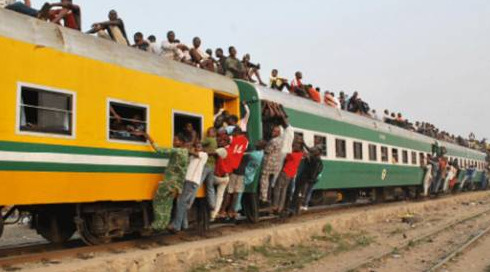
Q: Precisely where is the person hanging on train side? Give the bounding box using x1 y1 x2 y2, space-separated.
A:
201 127 218 210
216 127 249 219
167 142 208 233
233 140 266 213
260 125 283 203
210 131 232 220
138 132 189 231
291 145 324 213
272 141 303 215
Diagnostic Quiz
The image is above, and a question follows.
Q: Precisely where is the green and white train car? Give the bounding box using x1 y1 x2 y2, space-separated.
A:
237 80 487 203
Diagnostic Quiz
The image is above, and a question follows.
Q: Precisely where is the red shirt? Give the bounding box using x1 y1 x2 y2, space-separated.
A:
50 6 81 30
227 134 249 170
282 151 303 178
215 148 232 177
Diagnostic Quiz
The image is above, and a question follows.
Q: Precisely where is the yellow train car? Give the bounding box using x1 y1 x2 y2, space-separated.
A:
0 9 239 243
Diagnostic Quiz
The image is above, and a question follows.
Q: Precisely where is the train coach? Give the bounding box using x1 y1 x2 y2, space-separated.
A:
0 9 239 244
236 81 488 220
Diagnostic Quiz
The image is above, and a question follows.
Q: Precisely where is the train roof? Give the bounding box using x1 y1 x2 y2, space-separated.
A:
246 82 485 159
0 9 239 96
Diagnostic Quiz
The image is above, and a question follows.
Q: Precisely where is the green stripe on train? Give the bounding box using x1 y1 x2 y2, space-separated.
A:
0 141 168 159
0 161 165 174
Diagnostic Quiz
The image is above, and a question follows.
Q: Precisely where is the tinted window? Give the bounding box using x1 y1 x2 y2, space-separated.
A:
381 146 389 162
392 148 399 163
336 139 346 158
19 86 73 135
368 144 377 161
353 142 363 160
314 135 327 156
402 150 408 164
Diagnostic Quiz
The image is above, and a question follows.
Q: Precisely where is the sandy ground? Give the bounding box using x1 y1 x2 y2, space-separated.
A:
439 232 490 272
192 196 490 272
2 193 490 272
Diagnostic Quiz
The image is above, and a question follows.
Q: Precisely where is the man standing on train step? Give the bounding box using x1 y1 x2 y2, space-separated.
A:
140 133 189 231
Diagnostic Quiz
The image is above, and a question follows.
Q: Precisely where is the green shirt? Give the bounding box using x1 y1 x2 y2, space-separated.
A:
202 137 217 168
155 146 189 194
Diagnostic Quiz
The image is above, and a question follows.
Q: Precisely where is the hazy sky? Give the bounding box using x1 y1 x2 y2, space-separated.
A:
32 0 490 140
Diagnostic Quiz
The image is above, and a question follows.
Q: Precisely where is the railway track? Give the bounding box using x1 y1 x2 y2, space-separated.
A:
342 203 490 272
0 192 482 270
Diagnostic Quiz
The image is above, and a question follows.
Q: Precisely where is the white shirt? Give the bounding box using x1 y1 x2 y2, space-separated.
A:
161 40 182 60
149 41 161 55
0 0 15 8
280 125 295 154
185 152 208 185
332 96 341 109
239 104 250 132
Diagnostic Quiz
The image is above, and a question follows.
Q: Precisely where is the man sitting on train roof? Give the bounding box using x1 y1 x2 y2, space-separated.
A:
87 9 129 45
161 31 192 64
269 69 290 92
289 71 310 98
131 32 149 51
4 0 81 30
189 37 214 72
224 46 246 79
215 48 227 75
242 54 266 86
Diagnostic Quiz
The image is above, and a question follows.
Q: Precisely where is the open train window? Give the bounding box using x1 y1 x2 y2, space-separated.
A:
392 148 399 164
411 151 417 165
335 139 346 158
402 150 408 164
173 112 202 143
314 135 327 156
109 101 147 143
18 85 74 136
353 142 363 160
368 144 377 161
381 146 389 162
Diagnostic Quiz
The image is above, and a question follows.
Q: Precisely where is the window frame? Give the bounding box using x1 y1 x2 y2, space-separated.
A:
411 151 417 165
335 138 347 159
353 141 363 160
107 98 150 145
402 150 409 164
16 82 77 139
172 110 204 144
368 144 377 162
381 146 389 162
314 134 327 157
392 148 399 164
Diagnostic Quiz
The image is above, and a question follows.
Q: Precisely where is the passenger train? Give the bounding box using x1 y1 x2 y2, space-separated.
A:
0 9 487 244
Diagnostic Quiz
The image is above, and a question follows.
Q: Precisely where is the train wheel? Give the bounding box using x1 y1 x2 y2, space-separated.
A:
76 217 112 245
35 211 76 244
242 193 259 223
373 188 386 203
196 198 209 236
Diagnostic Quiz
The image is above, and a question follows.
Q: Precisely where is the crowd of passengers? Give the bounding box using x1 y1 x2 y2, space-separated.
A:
115 101 325 233
421 145 489 197
2 0 486 153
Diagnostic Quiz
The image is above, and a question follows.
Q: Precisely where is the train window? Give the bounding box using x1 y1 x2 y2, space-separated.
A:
419 153 425 165
18 86 74 136
402 150 408 164
109 101 148 142
392 148 399 164
335 139 346 158
368 144 377 161
381 146 389 162
173 112 202 143
411 151 417 165
314 135 327 156
353 142 363 160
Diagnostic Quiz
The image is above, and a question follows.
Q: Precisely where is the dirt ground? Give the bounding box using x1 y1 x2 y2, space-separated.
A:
191 197 490 272
2 193 490 272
